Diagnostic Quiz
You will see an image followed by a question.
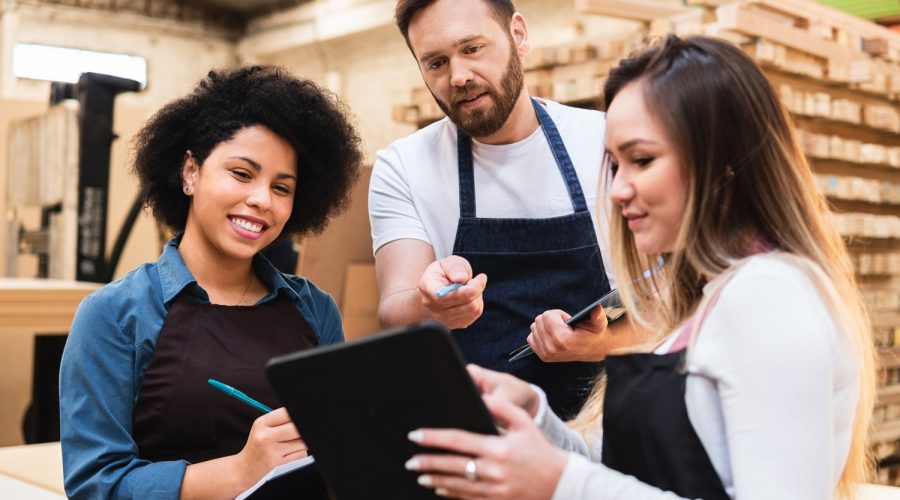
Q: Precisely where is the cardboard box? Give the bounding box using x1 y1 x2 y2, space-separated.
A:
340 263 381 341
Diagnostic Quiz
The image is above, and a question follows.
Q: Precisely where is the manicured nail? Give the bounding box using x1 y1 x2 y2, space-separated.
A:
436 488 450 497
405 458 421 470
418 475 433 486
408 430 424 443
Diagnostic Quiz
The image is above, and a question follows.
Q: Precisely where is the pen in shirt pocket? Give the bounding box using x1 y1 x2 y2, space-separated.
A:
208 378 273 413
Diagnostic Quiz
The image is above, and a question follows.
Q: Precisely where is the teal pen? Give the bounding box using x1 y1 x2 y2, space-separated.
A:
208 378 273 413
436 282 463 298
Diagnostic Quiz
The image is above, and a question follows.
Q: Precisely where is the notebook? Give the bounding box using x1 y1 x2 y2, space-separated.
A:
266 321 497 499
235 455 322 499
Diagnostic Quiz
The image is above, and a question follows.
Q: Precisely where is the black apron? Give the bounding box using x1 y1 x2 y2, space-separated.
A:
452 97 610 419
132 290 328 498
601 349 730 499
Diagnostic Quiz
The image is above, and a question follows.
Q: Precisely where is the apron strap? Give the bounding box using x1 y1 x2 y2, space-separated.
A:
532 98 589 213
457 131 477 219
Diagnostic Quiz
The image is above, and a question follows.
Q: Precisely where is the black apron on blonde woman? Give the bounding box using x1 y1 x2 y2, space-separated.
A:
601 348 730 499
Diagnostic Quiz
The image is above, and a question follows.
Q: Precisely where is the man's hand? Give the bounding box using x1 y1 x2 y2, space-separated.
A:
418 256 487 329
528 305 640 362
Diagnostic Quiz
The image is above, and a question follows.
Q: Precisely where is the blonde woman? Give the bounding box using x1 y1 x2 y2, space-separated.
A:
403 35 876 499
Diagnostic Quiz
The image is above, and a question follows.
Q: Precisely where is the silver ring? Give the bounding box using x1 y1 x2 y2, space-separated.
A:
464 459 478 482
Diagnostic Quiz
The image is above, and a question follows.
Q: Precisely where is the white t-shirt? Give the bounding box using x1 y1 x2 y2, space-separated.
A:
369 99 616 288
535 254 860 499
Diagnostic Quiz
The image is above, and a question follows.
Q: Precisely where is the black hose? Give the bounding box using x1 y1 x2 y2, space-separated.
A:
105 194 143 283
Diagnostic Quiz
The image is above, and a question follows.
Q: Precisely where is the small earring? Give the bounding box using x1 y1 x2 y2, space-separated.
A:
184 186 192 194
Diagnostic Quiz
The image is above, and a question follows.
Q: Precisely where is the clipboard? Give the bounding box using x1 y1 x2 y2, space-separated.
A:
266 321 498 499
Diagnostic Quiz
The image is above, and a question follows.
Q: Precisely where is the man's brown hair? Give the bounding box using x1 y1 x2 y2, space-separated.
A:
394 0 516 49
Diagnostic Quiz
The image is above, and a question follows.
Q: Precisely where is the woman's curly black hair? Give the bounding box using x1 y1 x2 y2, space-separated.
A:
133 65 363 238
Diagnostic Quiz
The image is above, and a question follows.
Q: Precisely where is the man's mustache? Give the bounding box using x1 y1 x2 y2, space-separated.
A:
450 84 493 106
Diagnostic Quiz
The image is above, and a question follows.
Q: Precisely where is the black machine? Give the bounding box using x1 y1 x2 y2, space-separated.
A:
66 72 142 283
21 73 140 444
18 72 141 283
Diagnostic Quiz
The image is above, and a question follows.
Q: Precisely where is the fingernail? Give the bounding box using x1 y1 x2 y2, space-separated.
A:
405 458 421 470
408 430 424 443
418 475 433 486
436 488 450 497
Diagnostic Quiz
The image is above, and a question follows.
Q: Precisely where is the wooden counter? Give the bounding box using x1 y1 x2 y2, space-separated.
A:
0 279 98 446
0 442 64 498
0 279 98 335
0 441 897 497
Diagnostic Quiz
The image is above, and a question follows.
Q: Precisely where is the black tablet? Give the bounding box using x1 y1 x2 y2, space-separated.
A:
266 321 498 500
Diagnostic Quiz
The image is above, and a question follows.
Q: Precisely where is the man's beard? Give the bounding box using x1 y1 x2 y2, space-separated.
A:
434 44 525 138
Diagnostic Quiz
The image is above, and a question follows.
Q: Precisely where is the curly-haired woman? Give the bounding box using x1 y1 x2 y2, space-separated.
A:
59 66 363 499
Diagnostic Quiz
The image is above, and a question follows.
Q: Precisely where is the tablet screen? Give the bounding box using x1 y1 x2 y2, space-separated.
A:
266 321 497 499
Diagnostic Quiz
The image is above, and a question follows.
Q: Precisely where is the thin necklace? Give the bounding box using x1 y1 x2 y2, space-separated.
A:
237 271 253 306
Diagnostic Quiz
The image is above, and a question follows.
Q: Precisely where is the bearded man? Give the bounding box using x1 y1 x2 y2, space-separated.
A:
369 0 627 418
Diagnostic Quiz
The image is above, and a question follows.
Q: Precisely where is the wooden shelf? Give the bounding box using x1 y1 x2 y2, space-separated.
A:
561 95 603 110
412 116 441 129
829 198 900 217
811 159 900 182
793 112 899 143
882 346 900 369
793 115 900 147
741 0 900 62
845 237 900 252
761 63 900 104
879 384 900 404
876 419 900 445
874 312 900 331
575 0 692 21
858 273 900 283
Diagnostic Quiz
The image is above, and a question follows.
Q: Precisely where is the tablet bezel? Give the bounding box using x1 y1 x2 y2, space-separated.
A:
266 321 497 499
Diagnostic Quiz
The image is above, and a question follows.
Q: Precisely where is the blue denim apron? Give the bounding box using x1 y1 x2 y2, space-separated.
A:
451 98 610 419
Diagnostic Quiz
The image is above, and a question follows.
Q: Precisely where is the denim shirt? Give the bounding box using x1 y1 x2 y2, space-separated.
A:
59 238 344 499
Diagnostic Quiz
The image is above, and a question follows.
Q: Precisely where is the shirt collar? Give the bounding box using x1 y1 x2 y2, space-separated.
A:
156 235 302 305
254 251 303 303
157 235 197 304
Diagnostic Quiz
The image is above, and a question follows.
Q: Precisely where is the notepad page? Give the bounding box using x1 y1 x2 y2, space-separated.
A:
235 455 316 500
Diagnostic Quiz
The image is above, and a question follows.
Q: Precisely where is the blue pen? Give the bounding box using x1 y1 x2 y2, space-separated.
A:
436 282 464 298
208 378 273 413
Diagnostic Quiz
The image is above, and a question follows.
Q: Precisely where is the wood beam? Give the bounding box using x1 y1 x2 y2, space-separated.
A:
239 0 395 58
575 0 692 22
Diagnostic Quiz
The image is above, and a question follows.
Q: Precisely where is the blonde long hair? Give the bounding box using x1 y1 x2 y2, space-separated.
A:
571 35 876 498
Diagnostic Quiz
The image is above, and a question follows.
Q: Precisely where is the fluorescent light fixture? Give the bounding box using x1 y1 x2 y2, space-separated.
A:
13 43 147 88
